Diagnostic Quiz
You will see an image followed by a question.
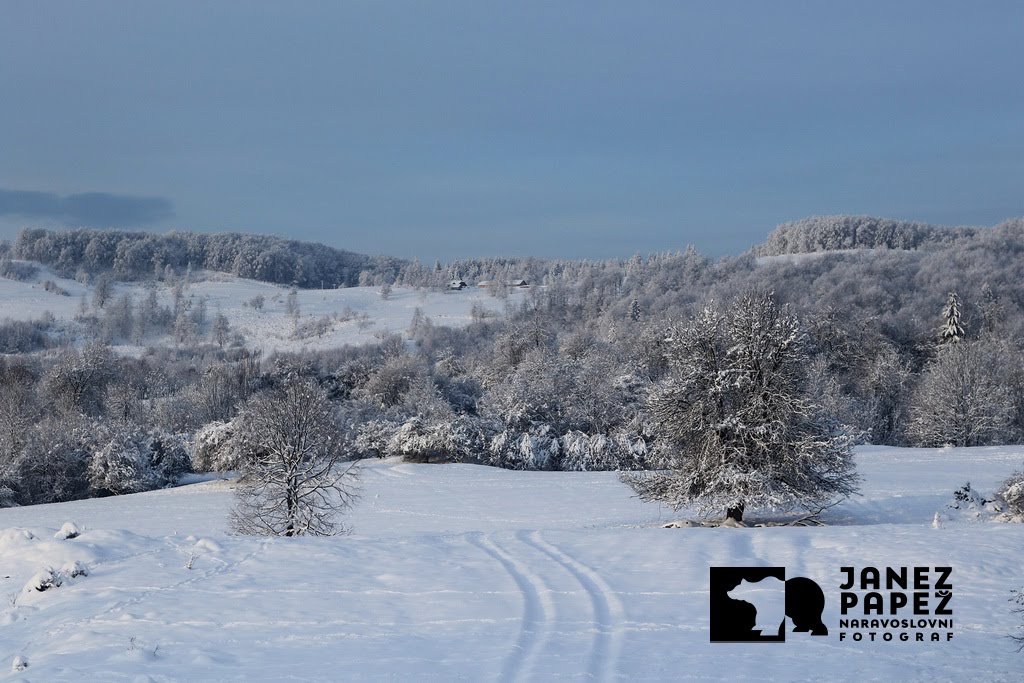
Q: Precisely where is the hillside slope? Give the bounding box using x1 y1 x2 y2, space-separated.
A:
2 446 1022 681
0 265 523 354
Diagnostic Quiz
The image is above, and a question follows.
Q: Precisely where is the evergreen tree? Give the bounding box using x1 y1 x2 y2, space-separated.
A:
940 291 965 344
629 298 642 322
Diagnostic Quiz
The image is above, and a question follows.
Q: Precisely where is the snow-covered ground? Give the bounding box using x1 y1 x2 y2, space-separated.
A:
0 264 525 353
2 446 1023 681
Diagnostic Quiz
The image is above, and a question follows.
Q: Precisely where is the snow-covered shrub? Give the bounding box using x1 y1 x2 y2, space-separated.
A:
488 426 561 470
557 430 650 472
940 481 995 522
54 522 81 540
996 470 1024 517
89 429 191 496
389 415 486 463
148 431 191 485
61 560 89 578
560 431 619 471
612 430 650 471
191 421 243 472
90 431 157 495
354 419 399 458
14 416 100 505
292 315 333 340
25 567 62 592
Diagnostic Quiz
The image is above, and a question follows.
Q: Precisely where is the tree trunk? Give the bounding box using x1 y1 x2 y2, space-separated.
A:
726 504 744 523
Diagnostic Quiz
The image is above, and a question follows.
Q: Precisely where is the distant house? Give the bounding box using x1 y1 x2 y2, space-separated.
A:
476 279 528 289
448 279 468 290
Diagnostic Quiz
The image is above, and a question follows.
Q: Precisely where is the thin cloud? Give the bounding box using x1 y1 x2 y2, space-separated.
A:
0 188 174 226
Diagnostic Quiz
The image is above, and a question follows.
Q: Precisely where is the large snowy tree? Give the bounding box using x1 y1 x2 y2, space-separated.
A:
230 373 359 536
908 340 1015 447
625 292 859 523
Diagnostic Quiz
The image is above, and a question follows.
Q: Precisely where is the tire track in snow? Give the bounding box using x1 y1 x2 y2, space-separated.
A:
521 530 625 683
467 532 555 683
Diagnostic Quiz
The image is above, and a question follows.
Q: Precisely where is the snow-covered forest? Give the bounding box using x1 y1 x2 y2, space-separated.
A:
3 215 1024 512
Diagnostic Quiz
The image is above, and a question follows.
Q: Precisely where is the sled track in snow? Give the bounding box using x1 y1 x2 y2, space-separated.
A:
467 532 555 683
521 530 625 682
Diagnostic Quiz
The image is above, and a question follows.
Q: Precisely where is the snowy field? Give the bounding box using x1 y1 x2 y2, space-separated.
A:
2 446 1023 681
0 264 525 353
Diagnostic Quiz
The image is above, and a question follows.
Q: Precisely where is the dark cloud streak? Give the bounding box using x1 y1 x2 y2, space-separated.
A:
0 188 174 227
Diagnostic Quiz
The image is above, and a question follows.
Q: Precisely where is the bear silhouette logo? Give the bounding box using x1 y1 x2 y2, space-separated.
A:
710 567 828 642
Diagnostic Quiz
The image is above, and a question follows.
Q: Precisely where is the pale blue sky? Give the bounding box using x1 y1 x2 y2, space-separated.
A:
1 1 1022 260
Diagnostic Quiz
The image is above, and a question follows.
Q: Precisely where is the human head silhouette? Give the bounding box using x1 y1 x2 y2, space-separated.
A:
785 576 828 635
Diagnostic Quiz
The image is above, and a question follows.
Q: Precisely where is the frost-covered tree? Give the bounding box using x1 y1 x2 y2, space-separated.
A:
230 374 359 536
211 311 231 348
625 292 859 522
908 340 1014 447
629 298 641 322
42 342 115 415
173 308 197 346
979 283 1004 337
940 291 965 344
285 287 300 319
92 273 114 309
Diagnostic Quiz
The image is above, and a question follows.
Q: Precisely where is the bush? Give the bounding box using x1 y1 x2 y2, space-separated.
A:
42 280 69 296
14 418 97 505
354 419 398 458
997 470 1024 516
0 318 51 353
191 421 243 472
89 429 191 496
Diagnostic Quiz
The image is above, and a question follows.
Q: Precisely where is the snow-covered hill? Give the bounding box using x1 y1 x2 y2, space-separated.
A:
0 264 525 353
2 446 1023 681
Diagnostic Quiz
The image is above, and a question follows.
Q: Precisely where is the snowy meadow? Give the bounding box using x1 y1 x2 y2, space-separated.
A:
2 447 1023 681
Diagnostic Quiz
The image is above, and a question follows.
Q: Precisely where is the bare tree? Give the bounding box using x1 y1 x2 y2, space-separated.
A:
92 273 114 309
230 374 359 536
285 287 300 320
908 340 1014 447
211 311 230 348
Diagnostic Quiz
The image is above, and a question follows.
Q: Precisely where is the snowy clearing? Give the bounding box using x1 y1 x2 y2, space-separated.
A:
0 264 525 353
2 446 1023 681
